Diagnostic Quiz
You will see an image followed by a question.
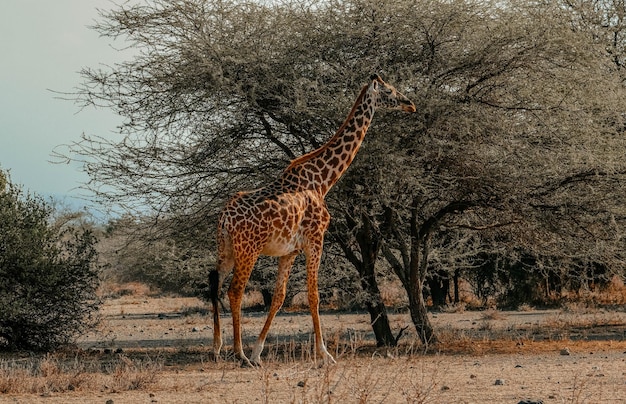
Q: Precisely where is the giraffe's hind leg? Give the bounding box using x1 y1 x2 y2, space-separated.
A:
250 252 298 366
211 230 234 360
228 252 259 367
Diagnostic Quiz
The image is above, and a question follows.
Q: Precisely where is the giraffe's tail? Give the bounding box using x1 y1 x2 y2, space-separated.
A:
209 268 223 358
209 269 220 311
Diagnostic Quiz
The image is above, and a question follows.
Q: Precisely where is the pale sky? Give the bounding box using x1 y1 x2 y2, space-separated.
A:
0 1 128 214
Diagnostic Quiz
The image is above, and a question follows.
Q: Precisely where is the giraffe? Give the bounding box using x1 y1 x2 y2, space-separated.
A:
209 74 416 366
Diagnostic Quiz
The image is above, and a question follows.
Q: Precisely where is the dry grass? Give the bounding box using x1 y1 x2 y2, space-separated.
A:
0 352 160 395
98 281 155 299
4 282 626 403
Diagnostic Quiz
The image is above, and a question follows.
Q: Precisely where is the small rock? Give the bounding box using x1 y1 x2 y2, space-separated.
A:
470 374 477 379
192 327 199 332
560 348 571 356
297 381 306 388
518 401 543 404
515 364 523 368
494 379 506 385
440 385 450 391
106 400 114 404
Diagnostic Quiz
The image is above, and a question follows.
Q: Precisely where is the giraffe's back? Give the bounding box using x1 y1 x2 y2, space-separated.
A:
218 186 328 258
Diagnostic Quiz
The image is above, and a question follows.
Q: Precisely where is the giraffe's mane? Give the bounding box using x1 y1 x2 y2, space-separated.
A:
285 83 369 171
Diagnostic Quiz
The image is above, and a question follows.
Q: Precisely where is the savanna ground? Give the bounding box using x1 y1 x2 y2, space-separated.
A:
2 283 626 403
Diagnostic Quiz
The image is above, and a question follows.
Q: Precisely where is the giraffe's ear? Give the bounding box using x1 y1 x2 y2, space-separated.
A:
371 79 380 93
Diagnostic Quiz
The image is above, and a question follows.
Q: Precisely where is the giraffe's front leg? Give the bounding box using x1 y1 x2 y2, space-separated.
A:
305 244 336 365
250 252 298 366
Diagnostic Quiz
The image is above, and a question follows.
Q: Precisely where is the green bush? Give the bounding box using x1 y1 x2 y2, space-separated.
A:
0 172 100 351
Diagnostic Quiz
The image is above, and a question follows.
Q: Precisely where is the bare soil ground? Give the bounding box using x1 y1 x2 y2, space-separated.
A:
3 294 626 403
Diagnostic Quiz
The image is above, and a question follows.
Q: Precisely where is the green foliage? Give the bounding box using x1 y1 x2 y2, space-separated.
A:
0 173 100 351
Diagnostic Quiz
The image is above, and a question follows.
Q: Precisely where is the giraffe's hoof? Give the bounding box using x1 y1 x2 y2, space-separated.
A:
322 353 337 366
239 358 257 368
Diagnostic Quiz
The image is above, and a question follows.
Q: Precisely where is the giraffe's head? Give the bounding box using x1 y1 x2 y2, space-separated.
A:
369 74 416 113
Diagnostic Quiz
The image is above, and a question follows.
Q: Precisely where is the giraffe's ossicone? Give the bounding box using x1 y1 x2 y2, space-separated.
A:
210 74 416 366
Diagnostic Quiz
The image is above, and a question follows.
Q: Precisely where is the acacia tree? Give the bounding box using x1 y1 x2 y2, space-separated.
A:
319 0 626 342
63 0 626 346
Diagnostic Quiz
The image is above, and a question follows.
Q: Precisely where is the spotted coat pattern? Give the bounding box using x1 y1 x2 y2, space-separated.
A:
211 74 416 366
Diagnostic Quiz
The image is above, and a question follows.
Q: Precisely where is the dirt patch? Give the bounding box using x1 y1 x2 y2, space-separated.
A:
3 296 626 403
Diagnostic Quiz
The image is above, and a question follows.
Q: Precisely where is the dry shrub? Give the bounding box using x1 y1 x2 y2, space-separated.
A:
480 309 505 321
0 355 96 394
0 354 161 395
99 281 155 299
0 364 32 394
601 276 626 305
107 355 160 392
440 302 466 313
379 278 409 308
555 276 626 308
255 356 446 403
287 291 310 311
517 303 534 311
242 290 265 310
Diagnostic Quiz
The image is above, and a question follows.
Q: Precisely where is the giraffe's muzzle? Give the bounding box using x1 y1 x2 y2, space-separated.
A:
401 100 416 113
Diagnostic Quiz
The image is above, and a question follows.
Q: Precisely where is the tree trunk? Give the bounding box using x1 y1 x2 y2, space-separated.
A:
408 278 436 344
261 288 273 309
382 200 478 345
427 269 450 308
356 213 396 346
332 211 396 346
359 261 396 346
408 200 437 345
453 269 460 303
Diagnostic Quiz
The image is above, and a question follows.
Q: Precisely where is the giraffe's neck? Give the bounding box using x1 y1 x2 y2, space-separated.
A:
280 85 375 196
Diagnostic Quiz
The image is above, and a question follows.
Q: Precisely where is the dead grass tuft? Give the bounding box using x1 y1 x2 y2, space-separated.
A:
480 308 506 321
0 353 161 395
99 281 156 299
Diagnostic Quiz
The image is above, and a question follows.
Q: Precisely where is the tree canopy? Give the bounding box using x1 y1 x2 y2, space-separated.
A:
62 0 626 344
